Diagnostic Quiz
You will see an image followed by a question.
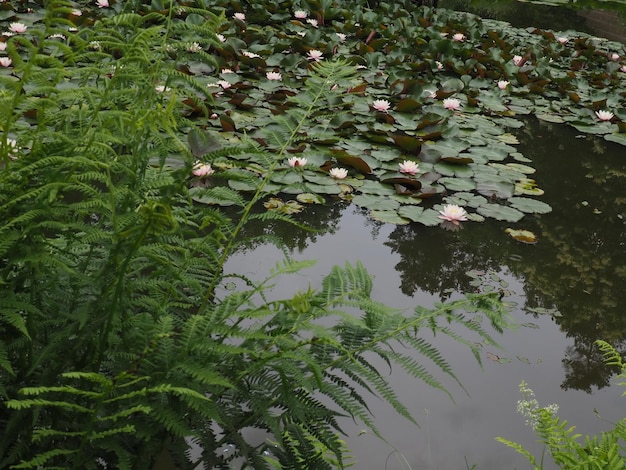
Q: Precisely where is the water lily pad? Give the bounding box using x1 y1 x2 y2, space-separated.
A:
352 194 400 211
508 197 551 214
439 177 476 191
370 210 410 224
397 206 441 226
296 193 325 204
477 204 524 222
505 228 538 244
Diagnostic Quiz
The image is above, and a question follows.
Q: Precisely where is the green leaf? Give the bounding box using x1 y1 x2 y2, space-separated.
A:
477 204 524 222
508 197 551 214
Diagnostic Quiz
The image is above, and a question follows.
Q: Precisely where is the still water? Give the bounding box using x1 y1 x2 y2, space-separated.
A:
224 116 626 468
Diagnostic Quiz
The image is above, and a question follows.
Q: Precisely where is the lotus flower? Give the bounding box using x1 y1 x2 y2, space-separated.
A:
192 162 215 177
307 50 324 62
512 55 524 66
233 12 245 21
266 71 282 81
452 33 465 42
372 99 391 113
399 160 419 175
329 168 348 179
0 57 12 67
9 23 27 33
294 10 307 19
443 98 461 111
288 157 307 167
438 204 468 225
96 0 109 7
497 80 509 90
595 110 614 121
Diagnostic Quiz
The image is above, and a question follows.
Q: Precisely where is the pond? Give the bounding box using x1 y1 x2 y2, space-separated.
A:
224 114 626 468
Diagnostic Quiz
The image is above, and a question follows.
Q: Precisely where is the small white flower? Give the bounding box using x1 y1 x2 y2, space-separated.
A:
0 57 12 67
297 31 306 37
595 110 614 121
306 18 318 27
443 97 461 111
621 65 626 73
438 204 468 225
611 53 620 61
266 71 282 81
329 167 348 179
372 99 391 113
307 49 323 61
2 32 15 38
398 160 419 175
0 42 6 51
294 10 307 19
512 55 524 66
217 80 232 89
187 42 202 52
435 61 443 70
233 12 245 21
71 9 82 16
556 37 568 44
221 68 234 74
48 33 66 40
336 33 346 42
155 85 169 93
216 33 226 43
96 0 109 8
242 50 261 58
497 80 509 90
452 33 465 42
287 157 307 167
90 41 101 50
9 23 27 33
192 161 215 177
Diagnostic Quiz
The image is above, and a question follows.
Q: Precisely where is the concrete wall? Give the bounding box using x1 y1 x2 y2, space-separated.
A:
577 9 626 44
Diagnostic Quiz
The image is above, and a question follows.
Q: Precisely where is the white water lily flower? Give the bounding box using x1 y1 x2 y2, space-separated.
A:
438 204 468 225
216 34 226 43
452 33 465 42
372 99 391 113
398 160 419 175
595 110 614 121
287 157 307 167
306 19 318 27
9 23 27 33
512 55 524 66
0 57 12 67
557 37 568 44
294 10 307 19
307 49 324 61
443 97 461 111
96 0 109 8
329 168 348 179
336 33 346 42
233 12 245 21
192 162 215 177
266 71 282 81
497 80 509 90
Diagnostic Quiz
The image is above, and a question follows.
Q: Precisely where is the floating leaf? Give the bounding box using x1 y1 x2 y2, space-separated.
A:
477 204 524 222
370 210 410 224
505 228 538 244
351 194 400 211
508 197 551 214
296 193 325 204
397 206 441 225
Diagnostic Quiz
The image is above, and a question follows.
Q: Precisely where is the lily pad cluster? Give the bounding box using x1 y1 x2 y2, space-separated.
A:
2 0 626 226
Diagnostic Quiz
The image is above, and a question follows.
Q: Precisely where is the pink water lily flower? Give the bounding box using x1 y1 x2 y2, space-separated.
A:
233 12 246 21
372 99 391 113
399 160 419 175
96 0 109 7
435 61 444 70
294 10 307 19
9 23 27 33
0 42 5 51
621 65 626 73
192 162 215 177
287 157 307 167
443 97 461 111
71 9 82 16
0 57 12 67
438 204 468 225
307 49 324 62
595 110 614 121
512 55 524 66
452 33 465 42
336 33 346 42
266 71 282 81
557 37 568 44
329 168 348 179
497 80 509 90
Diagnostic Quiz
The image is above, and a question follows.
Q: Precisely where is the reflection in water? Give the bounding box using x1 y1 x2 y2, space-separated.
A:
226 118 626 467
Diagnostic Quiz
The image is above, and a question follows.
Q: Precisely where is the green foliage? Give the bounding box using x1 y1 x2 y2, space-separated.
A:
0 1 514 469
497 340 626 469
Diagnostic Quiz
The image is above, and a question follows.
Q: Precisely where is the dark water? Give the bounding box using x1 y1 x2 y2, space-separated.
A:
224 116 626 468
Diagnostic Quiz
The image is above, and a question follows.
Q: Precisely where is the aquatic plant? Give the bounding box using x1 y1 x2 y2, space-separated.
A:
497 340 626 469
